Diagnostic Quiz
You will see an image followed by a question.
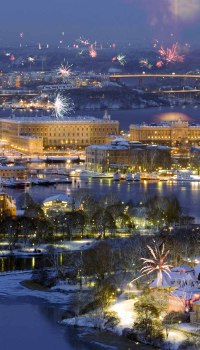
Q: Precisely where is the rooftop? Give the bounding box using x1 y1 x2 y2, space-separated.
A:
87 141 170 151
43 194 73 204
0 166 26 170
0 116 119 125
130 120 200 128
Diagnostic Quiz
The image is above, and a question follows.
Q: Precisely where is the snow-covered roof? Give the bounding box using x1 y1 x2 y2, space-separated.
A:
1 116 118 125
170 285 200 299
170 271 196 282
0 166 26 170
43 194 73 204
194 263 200 278
171 265 194 273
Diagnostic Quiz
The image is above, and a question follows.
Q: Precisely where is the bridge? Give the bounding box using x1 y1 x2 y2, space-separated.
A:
0 90 39 97
153 89 200 94
109 74 200 79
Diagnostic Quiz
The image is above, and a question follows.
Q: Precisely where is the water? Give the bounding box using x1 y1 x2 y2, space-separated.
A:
0 296 151 350
5 177 200 223
0 297 94 350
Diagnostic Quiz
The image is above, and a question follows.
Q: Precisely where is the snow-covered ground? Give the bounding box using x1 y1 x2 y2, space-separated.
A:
47 239 94 251
51 280 90 293
0 239 94 257
61 293 189 349
0 271 72 304
0 270 197 350
108 297 136 334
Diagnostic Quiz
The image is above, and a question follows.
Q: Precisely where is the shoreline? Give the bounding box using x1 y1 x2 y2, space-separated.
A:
78 328 157 350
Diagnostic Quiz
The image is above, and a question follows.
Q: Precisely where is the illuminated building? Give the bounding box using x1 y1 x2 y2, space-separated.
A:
86 139 171 172
0 114 119 154
0 166 27 179
43 194 74 215
0 192 16 218
190 301 200 324
130 120 200 147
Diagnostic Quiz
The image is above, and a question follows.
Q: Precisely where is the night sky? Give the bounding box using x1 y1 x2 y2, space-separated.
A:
0 0 200 46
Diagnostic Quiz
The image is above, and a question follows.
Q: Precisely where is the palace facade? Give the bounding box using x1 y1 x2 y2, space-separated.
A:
130 120 200 147
0 114 119 154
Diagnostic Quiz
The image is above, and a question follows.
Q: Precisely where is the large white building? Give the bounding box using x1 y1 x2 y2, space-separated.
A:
0 114 119 154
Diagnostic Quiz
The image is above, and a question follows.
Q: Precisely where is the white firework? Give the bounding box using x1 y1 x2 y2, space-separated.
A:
117 54 126 66
28 56 35 63
57 63 73 81
53 94 74 118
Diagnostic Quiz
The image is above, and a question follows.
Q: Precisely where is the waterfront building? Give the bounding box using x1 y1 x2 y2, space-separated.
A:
0 192 16 218
86 139 171 172
130 120 200 147
0 114 119 154
0 166 27 179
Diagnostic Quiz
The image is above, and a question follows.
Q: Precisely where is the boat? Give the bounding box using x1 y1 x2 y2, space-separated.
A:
159 176 170 181
140 172 159 180
0 156 8 164
68 169 82 177
175 171 200 182
113 172 121 181
80 170 112 178
1 179 16 188
79 170 96 178
29 178 51 186
134 173 141 181
15 180 31 189
91 172 113 179
126 173 133 181
55 178 72 184
2 179 30 188
14 158 28 165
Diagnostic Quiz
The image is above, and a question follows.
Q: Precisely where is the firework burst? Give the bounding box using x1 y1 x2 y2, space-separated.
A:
112 54 126 66
140 243 172 287
139 58 153 69
89 45 97 58
156 43 184 68
52 93 74 118
28 56 35 64
78 36 90 46
57 63 73 81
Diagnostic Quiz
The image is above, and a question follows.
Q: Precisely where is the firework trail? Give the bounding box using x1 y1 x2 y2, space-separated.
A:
140 243 172 287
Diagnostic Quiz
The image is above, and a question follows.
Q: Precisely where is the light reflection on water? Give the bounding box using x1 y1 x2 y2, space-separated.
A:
4 177 200 223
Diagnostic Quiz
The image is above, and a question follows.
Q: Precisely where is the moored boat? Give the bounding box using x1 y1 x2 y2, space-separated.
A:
134 173 141 181
113 172 121 181
126 173 133 181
